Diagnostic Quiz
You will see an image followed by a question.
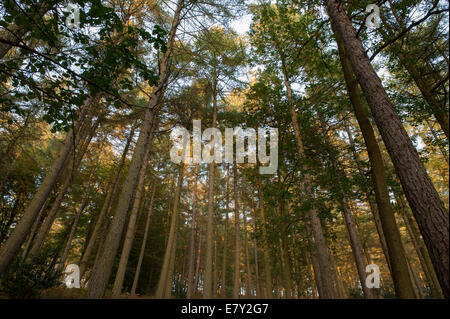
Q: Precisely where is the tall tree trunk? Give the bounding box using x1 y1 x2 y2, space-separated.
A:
155 164 185 298
0 97 92 275
279 229 292 298
395 192 444 298
331 19 417 298
343 124 392 274
26 118 96 260
130 186 156 296
220 167 230 298
86 1 184 299
325 0 449 297
279 59 335 298
250 196 261 298
187 166 199 299
232 163 241 299
272 37 335 297
204 73 218 299
318 114 375 298
304 218 323 298
79 125 135 278
59 166 95 268
21 205 45 260
243 210 253 297
111 124 155 297
257 184 272 298
194 215 203 296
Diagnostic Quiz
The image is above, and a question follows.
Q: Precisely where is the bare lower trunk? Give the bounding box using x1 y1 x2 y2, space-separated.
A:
204 75 218 298
27 114 97 260
59 167 95 268
257 184 272 298
111 125 155 297
130 186 156 296
21 204 46 260
220 168 230 298
0 97 92 274
194 219 203 296
251 197 261 298
187 166 199 299
396 192 444 298
86 0 183 298
243 210 253 297
318 115 374 298
325 0 449 297
232 163 241 299
79 126 135 278
155 164 185 298
331 20 416 298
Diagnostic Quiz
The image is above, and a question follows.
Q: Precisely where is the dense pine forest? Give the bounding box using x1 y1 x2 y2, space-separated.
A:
0 0 448 300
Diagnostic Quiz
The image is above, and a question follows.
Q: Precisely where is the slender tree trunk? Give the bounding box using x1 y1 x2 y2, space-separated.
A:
155 164 185 298
86 2 184 299
276 44 335 298
395 192 444 298
21 204 46 260
0 97 92 274
331 20 417 298
318 114 375 298
59 167 95 268
304 218 323 298
213 238 218 297
250 196 261 298
26 113 98 260
243 210 253 297
194 218 203 296
232 163 241 299
343 124 393 274
220 167 230 298
325 0 449 297
79 126 135 277
111 124 155 297
187 166 199 299
279 230 292 298
257 184 272 298
204 73 218 299
130 186 156 296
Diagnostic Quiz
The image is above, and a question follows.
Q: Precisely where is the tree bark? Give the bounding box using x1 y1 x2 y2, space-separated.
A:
220 167 230 298
325 0 449 297
331 17 416 298
111 124 155 297
257 184 272 298
204 73 218 299
0 97 92 275
131 186 156 296
318 114 375 298
86 0 184 299
187 166 199 299
232 163 241 299
59 167 95 268
79 125 135 278
243 210 253 297
26 118 96 260
155 164 185 298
